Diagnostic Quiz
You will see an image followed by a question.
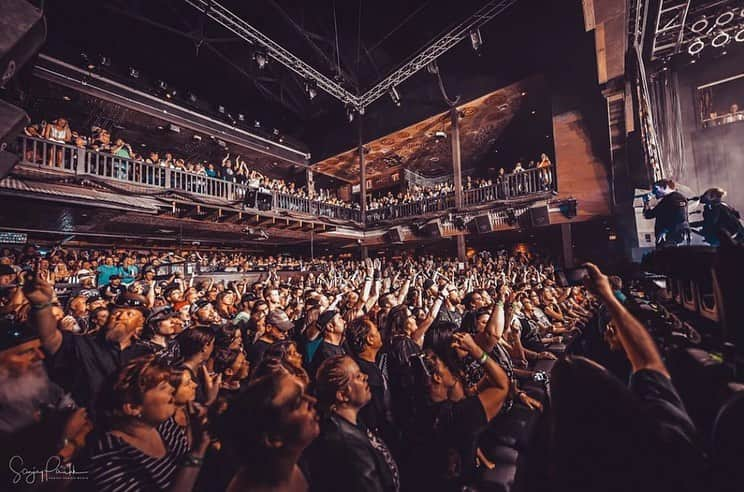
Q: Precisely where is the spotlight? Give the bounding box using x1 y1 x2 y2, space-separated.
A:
218 105 226 114
304 80 318 100
273 128 280 136
254 120 261 128
129 67 140 79
711 32 730 48
62 95 71 101
278 136 285 143
688 38 705 55
238 113 245 122
346 106 355 123
188 92 197 103
690 18 709 33
253 50 268 69
388 87 401 107
469 28 483 51
426 61 439 75
99 55 111 67
157 80 168 90
736 28 744 43
715 11 735 26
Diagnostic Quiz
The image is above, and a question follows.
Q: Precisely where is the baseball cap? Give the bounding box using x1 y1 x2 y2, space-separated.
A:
147 305 179 326
317 309 339 330
190 299 212 315
266 309 294 332
0 315 39 352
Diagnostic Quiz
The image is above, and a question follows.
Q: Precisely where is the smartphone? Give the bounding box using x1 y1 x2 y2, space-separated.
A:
556 266 589 287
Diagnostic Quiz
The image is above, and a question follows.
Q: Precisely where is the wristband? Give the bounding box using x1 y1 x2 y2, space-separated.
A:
495 301 504 308
478 351 489 365
30 302 54 311
180 454 204 467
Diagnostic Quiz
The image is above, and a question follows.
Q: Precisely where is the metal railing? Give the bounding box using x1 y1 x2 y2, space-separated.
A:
367 167 553 225
16 136 552 226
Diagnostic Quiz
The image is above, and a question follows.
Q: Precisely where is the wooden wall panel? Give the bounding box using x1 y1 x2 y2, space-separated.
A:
551 110 612 223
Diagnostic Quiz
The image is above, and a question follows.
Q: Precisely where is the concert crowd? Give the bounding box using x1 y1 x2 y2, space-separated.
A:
0 242 708 492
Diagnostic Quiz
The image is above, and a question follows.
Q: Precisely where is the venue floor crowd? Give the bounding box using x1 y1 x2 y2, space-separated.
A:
0 244 707 492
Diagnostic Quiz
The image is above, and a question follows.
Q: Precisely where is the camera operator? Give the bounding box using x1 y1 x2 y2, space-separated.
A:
643 179 689 248
691 187 744 246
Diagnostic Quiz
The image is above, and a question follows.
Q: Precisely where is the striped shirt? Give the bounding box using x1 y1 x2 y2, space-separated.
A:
83 418 189 492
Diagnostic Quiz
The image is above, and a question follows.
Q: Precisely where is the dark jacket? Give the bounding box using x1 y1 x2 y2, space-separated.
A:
643 191 688 245
305 413 398 492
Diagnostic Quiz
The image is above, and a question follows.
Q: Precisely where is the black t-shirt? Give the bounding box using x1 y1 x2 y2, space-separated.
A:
308 341 346 379
644 191 688 239
246 339 272 367
628 369 704 492
411 396 488 490
355 357 394 440
46 331 142 409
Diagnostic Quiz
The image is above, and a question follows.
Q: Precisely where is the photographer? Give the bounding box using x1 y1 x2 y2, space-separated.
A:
643 179 689 248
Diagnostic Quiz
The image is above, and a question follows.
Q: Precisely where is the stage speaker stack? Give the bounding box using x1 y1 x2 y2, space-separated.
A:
0 0 47 179
527 205 550 227
384 226 405 244
472 214 493 234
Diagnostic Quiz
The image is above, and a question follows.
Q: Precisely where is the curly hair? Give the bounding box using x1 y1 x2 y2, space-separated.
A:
345 317 375 356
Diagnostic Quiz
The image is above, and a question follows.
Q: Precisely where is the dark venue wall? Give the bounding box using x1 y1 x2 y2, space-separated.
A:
650 47 744 212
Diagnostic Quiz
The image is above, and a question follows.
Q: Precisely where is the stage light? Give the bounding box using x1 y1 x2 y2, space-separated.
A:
129 67 140 79
469 28 482 51
691 18 709 33
688 38 705 55
346 106 355 123
188 92 197 103
426 61 439 75
62 95 71 101
254 51 268 69
100 56 111 67
304 80 318 100
388 87 401 107
715 11 735 26
735 28 744 43
273 128 280 136
218 105 226 114
711 32 730 48
157 80 168 90
238 113 245 122
254 120 261 128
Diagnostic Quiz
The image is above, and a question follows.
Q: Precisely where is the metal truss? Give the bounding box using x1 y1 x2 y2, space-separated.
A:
184 0 359 108
184 0 516 112
651 0 691 60
358 0 516 109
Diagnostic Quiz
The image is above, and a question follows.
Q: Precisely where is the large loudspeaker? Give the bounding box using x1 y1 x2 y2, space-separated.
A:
472 215 492 234
527 205 550 227
384 227 405 244
419 219 443 238
0 0 46 179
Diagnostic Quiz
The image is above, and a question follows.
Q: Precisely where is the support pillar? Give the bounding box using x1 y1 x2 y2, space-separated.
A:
450 106 466 262
561 223 574 268
457 235 466 262
361 245 369 260
306 169 315 198
358 114 367 226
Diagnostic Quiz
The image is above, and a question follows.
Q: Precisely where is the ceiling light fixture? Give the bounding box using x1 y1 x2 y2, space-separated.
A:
711 32 730 48
469 28 483 51
688 38 705 55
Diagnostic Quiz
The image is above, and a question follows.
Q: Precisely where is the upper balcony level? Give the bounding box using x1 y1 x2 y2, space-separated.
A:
12 135 555 228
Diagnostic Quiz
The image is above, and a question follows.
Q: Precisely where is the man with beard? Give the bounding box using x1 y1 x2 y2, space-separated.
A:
0 315 75 434
25 272 148 408
0 315 94 481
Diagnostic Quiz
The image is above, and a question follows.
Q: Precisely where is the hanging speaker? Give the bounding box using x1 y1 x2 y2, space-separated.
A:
472 215 493 234
384 227 405 244
527 205 550 227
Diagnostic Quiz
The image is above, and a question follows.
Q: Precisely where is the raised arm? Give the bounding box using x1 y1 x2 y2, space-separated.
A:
585 263 668 377
23 272 63 355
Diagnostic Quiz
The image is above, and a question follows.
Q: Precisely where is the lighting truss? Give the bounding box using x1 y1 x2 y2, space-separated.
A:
183 0 516 112
357 0 516 109
650 0 744 60
184 0 359 108
651 0 691 60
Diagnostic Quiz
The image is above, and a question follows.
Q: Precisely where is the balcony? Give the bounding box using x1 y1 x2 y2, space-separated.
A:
12 135 553 227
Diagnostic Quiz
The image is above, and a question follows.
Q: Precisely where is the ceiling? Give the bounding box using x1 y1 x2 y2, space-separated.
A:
313 76 550 182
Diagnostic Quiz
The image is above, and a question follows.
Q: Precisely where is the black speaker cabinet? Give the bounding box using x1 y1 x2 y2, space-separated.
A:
528 205 550 227
384 227 405 244
473 215 492 234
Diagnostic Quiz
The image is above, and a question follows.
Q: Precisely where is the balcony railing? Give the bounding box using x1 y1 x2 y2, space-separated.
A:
366 167 553 225
15 136 553 226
